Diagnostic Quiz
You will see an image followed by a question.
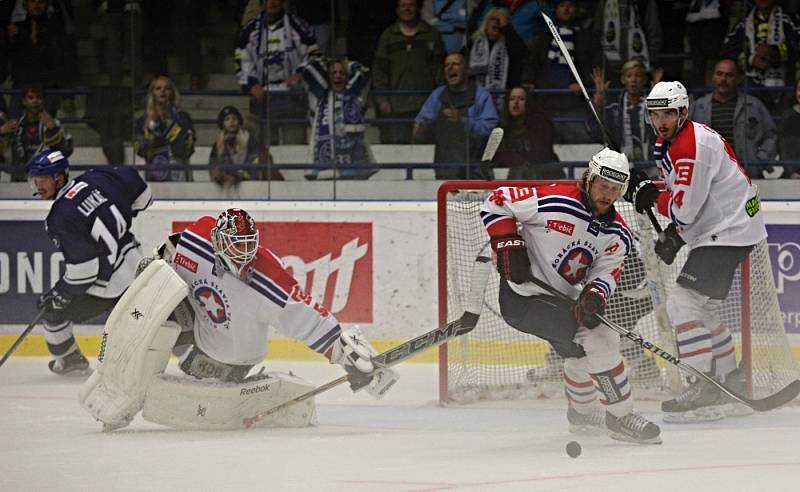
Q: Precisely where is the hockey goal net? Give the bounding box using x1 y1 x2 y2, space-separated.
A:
438 180 800 404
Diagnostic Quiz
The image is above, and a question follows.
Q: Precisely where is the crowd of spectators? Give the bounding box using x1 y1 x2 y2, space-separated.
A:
2 0 800 184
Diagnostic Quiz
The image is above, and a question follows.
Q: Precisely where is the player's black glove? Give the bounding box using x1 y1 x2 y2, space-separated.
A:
37 288 72 323
490 234 531 284
573 285 606 329
623 168 660 214
654 223 685 265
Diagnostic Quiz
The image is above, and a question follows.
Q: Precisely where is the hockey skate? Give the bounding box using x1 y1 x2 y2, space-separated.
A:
718 367 755 418
567 405 606 434
661 377 726 423
605 411 662 444
48 350 90 375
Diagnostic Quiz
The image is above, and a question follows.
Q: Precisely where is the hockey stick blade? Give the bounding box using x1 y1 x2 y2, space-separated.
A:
242 256 492 429
481 128 504 164
526 275 800 412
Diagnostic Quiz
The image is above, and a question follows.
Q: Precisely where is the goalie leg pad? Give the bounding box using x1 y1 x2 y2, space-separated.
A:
79 259 187 429
142 372 317 430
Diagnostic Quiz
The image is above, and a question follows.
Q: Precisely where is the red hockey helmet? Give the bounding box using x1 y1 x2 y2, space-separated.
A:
210 208 259 276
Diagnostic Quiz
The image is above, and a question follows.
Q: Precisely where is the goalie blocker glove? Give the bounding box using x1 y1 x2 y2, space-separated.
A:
490 234 531 284
329 326 399 399
654 223 685 265
624 168 660 214
573 285 606 329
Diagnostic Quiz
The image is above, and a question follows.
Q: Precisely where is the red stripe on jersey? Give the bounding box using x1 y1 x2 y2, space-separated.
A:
486 217 517 236
607 360 626 377
534 182 581 199
657 190 670 217
251 248 298 294
675 320 704 334
186 216 216 239
564 374 594 388
669 121 698 164
680 347 712 358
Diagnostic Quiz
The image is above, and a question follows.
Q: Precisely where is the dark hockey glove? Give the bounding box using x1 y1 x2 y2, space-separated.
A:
654 223 685 265
490 234 531 284
573 285 606 329
37 288 72 323
624 169 660 214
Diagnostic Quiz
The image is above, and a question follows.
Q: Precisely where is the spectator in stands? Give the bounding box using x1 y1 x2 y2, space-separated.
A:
209 106 259 189
95 0 142 86
689 59 777 179
422 0 476 54
134 76 196 182
8 85 72 183
593 0 662 85
721 0 799 111
298 0 337 57
298 57 376 180
235 0 318 145
0 1 13 85
0 95 16 176
492 86 562 180
778 79 800 179
413 52 498 179
468 0 554 48
591 59 659 170
373 0 445 144
468 6 528 108
7 0 72 115
685 0 732 89
524 0 602 143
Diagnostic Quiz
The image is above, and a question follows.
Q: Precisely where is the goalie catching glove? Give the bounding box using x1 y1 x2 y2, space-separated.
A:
490 234 531 284
573 285 606 329
329 326 399 399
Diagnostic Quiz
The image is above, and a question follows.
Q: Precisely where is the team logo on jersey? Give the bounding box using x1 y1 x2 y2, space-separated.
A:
193 283 231 328
556 247 594 284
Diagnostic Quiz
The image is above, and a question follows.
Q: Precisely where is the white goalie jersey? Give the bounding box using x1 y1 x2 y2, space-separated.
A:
171 217 342 366
480 183 634 302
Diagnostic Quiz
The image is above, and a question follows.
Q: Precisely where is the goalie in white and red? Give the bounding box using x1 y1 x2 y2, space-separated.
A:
480 148 661 445
79 207 398 431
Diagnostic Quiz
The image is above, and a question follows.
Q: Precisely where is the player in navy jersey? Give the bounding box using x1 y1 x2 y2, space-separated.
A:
481 147 661 444
29 150 152 374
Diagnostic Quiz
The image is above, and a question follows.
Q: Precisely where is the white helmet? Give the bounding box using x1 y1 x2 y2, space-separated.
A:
588 147 630 195
646 81 689 113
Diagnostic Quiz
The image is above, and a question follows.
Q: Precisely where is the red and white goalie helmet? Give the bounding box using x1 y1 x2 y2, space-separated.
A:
210 208 259 276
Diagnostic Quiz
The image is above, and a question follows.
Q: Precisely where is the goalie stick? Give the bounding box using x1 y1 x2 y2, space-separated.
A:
526 275 800 412
242 255 493 429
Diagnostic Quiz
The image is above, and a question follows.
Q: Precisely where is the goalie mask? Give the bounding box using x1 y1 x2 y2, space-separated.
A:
587 147 630 195
210 208 259 276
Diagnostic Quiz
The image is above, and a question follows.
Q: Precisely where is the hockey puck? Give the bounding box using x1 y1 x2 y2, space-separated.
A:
566 441 581 458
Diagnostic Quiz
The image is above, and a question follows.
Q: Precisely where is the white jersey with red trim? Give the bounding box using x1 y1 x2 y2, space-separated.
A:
480 183 633 302
654 121 766 248
170 216 341 366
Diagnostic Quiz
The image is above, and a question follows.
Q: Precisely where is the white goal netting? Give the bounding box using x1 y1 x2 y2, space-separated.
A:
438 181 800 404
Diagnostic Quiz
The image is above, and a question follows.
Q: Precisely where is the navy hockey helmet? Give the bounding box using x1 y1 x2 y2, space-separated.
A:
29 150 70 177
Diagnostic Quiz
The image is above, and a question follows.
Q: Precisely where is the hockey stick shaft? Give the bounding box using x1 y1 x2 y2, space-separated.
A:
0 308 46 369
242 256 493 428
527 276 800 412
539 10 619 152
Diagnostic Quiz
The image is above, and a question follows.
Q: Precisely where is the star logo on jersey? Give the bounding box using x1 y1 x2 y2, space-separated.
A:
194 285 229 325
557 247 593 284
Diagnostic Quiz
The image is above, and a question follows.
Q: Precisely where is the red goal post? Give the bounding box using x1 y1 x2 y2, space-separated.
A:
437 180 800 405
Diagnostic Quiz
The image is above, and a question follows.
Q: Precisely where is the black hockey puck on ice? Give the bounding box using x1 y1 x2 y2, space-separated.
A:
566 441 581 458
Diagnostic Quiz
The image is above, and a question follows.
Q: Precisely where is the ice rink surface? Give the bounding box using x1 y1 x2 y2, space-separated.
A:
2 358 799 492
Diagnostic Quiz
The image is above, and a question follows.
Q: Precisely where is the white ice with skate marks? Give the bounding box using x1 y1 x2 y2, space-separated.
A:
2 359 799 491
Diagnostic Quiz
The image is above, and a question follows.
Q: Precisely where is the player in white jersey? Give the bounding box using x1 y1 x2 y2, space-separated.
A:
627 81 767 422
79 208 397 431
481 148 661 444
